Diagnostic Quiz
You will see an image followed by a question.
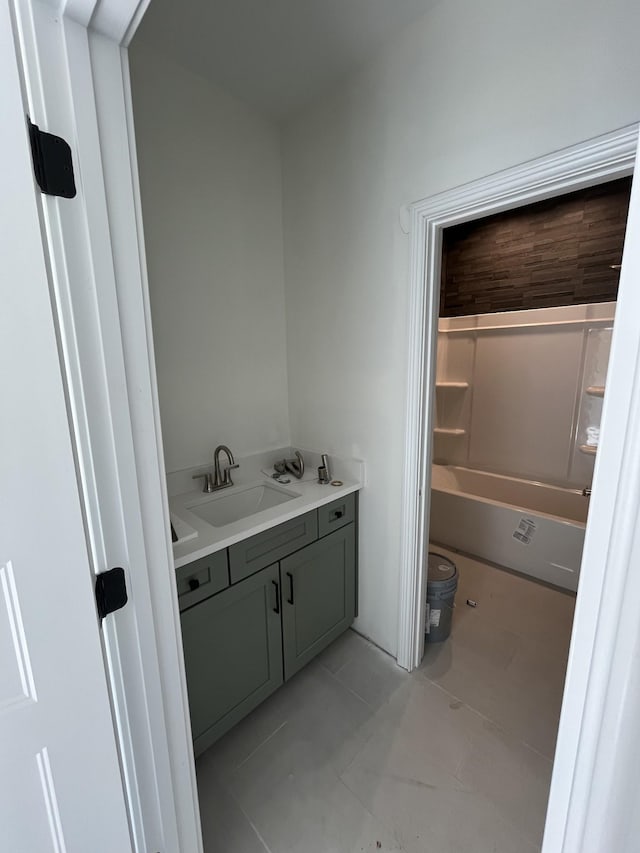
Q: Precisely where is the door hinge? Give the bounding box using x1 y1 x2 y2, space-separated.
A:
95 567 128 621
27 119 76 198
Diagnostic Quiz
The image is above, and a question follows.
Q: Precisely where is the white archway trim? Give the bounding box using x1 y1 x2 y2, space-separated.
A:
398 124 640 852
58 0 149 43
398 123 638 672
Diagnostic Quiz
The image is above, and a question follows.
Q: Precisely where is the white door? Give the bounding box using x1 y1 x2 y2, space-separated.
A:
0 4 133 850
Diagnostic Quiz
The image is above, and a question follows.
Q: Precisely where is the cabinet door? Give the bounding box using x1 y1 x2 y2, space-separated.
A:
180 563 283 756
281 524 356 680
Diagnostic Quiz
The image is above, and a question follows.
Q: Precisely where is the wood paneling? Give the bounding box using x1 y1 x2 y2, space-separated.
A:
441 177 631 317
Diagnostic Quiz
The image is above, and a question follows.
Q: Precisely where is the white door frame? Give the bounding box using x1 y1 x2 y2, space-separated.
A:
397 124 638 670
10 1 202 851
15 0 640 848
398 124 640 851
0 1 134 845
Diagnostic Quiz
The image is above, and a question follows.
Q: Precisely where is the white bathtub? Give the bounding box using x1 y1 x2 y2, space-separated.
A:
429 465 587 591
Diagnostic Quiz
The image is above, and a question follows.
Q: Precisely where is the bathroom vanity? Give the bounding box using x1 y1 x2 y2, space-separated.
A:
172 486 358 756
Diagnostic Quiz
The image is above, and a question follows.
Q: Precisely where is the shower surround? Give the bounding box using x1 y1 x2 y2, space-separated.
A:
430 302 614 589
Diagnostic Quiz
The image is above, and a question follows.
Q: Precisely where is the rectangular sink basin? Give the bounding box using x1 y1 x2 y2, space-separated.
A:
186 482 300 527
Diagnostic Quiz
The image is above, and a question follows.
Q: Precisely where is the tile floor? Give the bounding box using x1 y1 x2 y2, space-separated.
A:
196 547 576 853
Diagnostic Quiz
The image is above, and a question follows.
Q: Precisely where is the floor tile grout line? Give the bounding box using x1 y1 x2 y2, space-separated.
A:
340 736 542 853
336 772 409 852
244 818 274 853
218 774 276 853
333 668 409 712
322 663 380 710
338 717 387 780
234 720 289 771
450 775 546 853
318 659 348 678
418 672 555 767
201 564 564 853
322 648 411 711
465 770 547 850
320 629 397 679
215 674 405 850
520 736 557 764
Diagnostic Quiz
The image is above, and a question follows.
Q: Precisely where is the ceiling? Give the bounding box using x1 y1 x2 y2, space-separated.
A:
134 0 439 121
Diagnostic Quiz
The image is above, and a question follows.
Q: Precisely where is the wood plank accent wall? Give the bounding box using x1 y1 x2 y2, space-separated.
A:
440 177 631 317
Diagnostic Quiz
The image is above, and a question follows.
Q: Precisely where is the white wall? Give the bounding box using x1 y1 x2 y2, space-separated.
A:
281 0 640 655
130 42 290 473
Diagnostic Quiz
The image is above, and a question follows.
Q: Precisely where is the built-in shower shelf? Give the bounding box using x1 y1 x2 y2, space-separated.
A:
579 444 598 456
435 381 470 390
434 428 466 436
585 385 605 397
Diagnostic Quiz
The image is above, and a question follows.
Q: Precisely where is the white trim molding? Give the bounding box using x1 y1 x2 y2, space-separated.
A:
59 0 150 43
11 1 202 851
398 124 640 851
398 123 638 673
546 139 640 852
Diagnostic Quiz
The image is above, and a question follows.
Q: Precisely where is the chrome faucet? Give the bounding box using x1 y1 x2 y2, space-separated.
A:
273 450 305 480
191 445 239 493
286 450 304 479
214 445 239 489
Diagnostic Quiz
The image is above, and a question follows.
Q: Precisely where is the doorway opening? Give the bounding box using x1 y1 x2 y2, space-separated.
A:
432 178 630 593
398 132 637 850
398 128 637 673
422 178 630 837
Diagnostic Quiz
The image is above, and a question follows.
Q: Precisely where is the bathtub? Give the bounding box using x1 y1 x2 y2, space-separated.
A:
429 465 587 591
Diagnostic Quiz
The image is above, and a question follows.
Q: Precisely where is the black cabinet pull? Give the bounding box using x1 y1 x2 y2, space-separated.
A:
286 571 294 605
272 580 280 614
334 509 344 519
188 577 200 592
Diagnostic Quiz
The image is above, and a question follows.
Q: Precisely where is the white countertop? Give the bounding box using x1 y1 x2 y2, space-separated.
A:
170 474 361 569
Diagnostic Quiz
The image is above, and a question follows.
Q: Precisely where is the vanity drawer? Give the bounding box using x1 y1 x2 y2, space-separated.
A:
176 550 229 611
318 493 355 538
229 510 318 584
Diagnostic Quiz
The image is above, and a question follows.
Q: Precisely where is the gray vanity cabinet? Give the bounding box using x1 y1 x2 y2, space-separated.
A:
178 492 357 753
180 562 283 757
281 524 356 680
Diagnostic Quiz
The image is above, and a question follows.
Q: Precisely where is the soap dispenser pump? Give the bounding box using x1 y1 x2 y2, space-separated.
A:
318 453 331 484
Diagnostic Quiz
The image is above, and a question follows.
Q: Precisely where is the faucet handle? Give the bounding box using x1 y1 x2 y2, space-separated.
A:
192 472 214 492
222 463 239 485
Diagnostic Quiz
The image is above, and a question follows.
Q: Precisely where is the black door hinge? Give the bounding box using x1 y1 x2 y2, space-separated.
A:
28 119 76 198
95 567 128 621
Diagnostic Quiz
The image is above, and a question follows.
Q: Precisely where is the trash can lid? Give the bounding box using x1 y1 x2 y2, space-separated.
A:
427 553 457 584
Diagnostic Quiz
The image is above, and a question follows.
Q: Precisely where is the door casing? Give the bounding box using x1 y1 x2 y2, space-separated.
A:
398 125 640 852
9 0 200 851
